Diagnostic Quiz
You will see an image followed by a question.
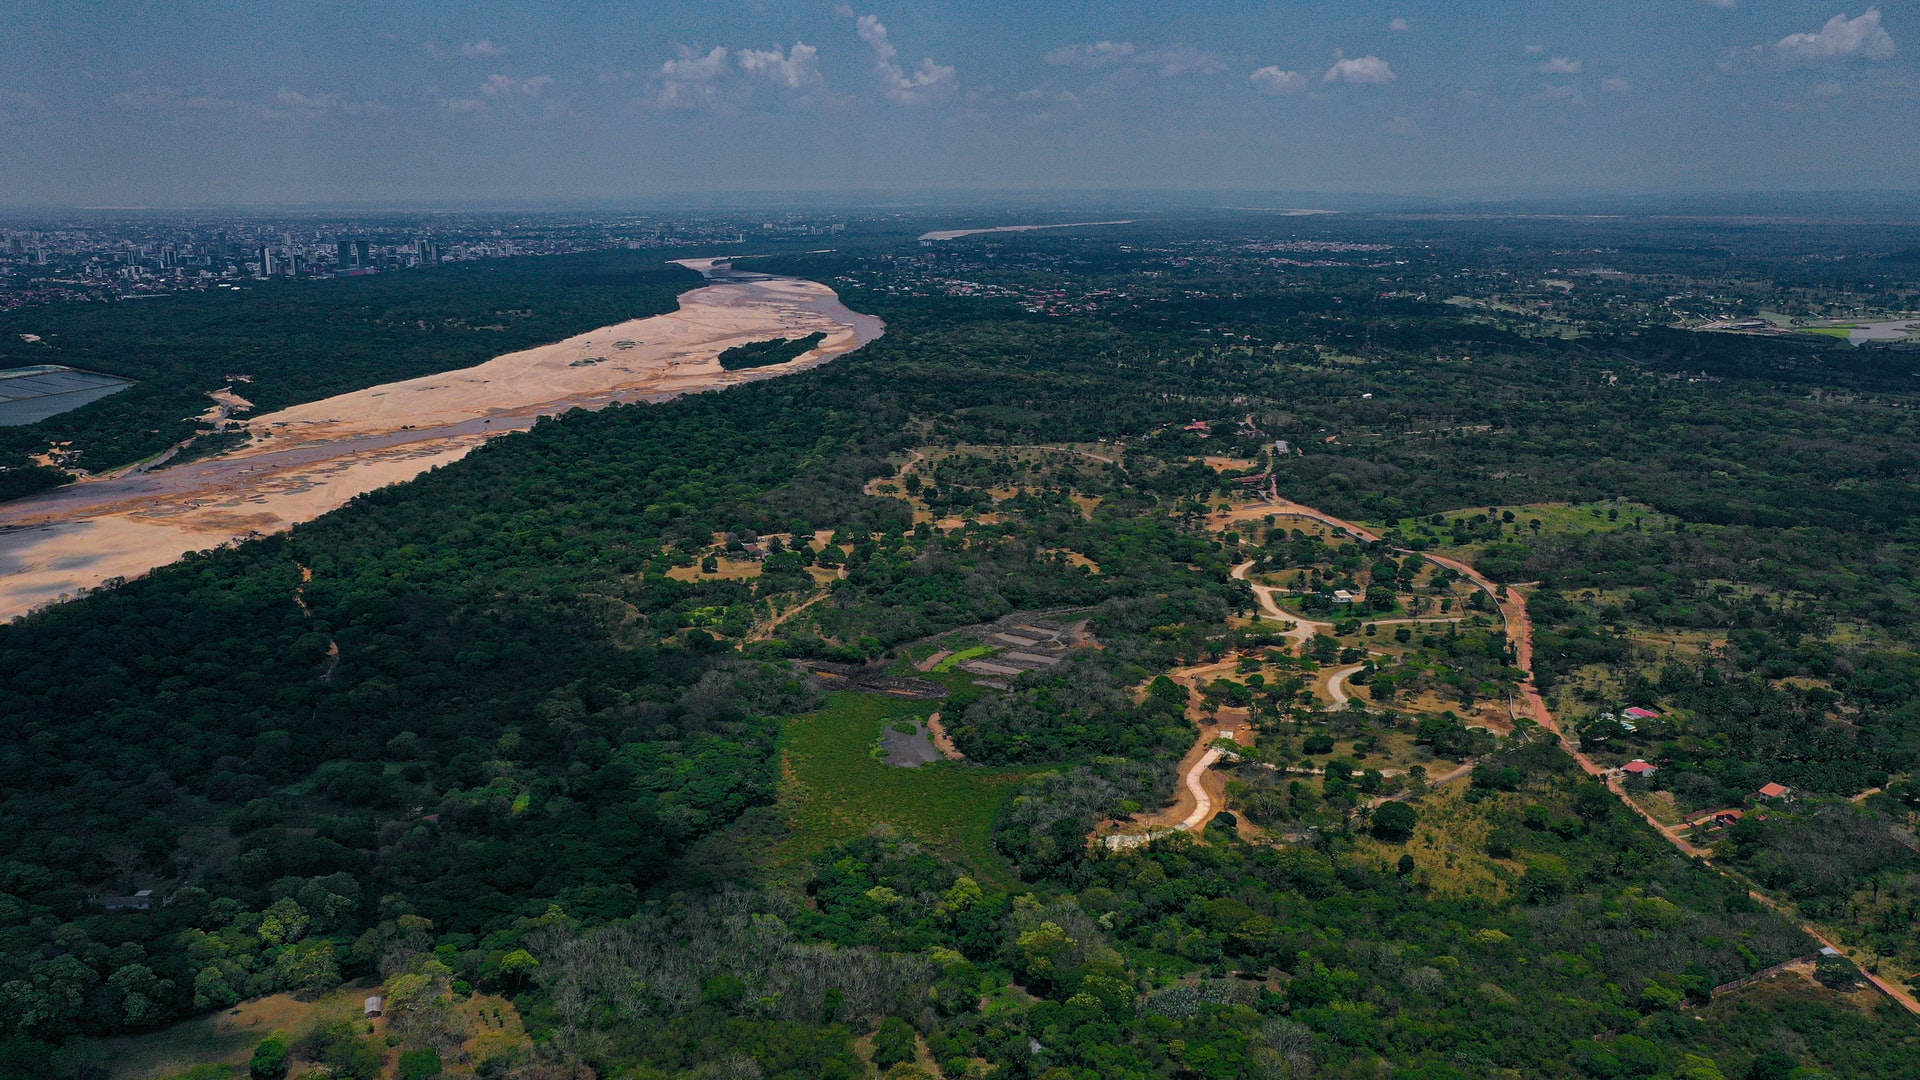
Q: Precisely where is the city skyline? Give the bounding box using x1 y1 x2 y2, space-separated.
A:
0 1 1915 206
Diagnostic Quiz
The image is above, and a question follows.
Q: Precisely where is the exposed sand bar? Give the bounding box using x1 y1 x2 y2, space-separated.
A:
917 220 1133 241
0 259 882 620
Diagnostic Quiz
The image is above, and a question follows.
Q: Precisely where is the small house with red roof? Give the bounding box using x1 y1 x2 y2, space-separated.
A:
1757 782 1792 801
1622 759 1658 777
1622 707 1660 722
1712 809 1744 827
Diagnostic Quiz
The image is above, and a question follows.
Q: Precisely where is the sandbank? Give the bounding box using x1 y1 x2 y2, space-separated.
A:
0 260 881 620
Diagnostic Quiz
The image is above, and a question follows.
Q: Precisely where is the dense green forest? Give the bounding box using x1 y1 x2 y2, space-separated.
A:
3 214 1919 1079
718 332 827 371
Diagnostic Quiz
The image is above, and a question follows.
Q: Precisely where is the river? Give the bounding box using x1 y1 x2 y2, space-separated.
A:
0 259 882 620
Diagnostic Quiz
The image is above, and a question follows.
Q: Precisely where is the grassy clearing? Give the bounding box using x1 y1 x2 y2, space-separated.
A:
665 556 764 582
776 692 1029 885
1372 500 1670 556
85 985 361 1080
86 982 531 1080
1353 783 1518 901
935 645 997 672
1635 789 1686 826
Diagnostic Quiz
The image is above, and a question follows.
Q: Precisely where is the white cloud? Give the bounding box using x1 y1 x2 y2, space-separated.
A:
1016 87 1080 104
1601 77 1631 92
855 13 956 104
1773 9 1895 62
1537 57 1582 74
652 47 725 109
268 89 388 119
1046 41 1223 77
1249 66 1308 95
1047 41 1138 67
1389 17 1412 32
1524 44 1545 56
109 87 241 112
855 14 897 62
650 41 826 109
441 73 554 114
652 46 732 109
1324 56 1397 84
1014 86 1083 118
427 39 506 60
1155 46 1226 77
481 74 552 96
275 90 339 109
738 43 823 91
1701 0 1737 8
660 48 730 84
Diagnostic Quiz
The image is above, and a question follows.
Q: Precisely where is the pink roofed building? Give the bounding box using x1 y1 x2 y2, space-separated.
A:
1757 782 1792 800
1623 707 1660 721
1622 759 1658 777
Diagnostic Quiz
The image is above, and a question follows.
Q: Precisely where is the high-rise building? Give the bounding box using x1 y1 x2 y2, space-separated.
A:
336 240 353 267
353 239 372 267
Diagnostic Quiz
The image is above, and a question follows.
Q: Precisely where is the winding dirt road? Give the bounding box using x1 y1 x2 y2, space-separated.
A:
1231 558 1323 643
1324 663 1366 706
1249 493 1920 1018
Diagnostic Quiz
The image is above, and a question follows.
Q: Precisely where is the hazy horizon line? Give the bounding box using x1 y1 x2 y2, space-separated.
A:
1 187 1917 219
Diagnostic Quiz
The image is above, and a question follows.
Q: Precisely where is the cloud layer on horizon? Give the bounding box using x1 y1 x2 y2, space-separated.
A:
1324 56 1397 83
7 1 1919 203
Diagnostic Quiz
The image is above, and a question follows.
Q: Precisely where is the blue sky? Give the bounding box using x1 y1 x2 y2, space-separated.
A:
0 1 1913 205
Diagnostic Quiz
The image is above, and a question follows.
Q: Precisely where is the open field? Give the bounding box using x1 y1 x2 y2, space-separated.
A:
935 644 996 671
776 691 1029 883
1369 500 1670 556
80 980 531 1080
1352 783 1519 900
665 555 765 581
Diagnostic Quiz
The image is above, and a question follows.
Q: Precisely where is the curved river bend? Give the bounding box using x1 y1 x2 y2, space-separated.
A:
0 259 882 620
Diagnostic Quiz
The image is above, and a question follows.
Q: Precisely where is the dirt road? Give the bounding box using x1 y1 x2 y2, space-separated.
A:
1324 663 1366 706
1230 559 1327 645
1116 487 1920 1015
1263 491 1915 1016
1104 654 1250 845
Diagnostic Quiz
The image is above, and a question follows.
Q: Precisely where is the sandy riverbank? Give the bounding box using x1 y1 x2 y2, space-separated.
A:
0 259 882 620
917 221 1133 241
